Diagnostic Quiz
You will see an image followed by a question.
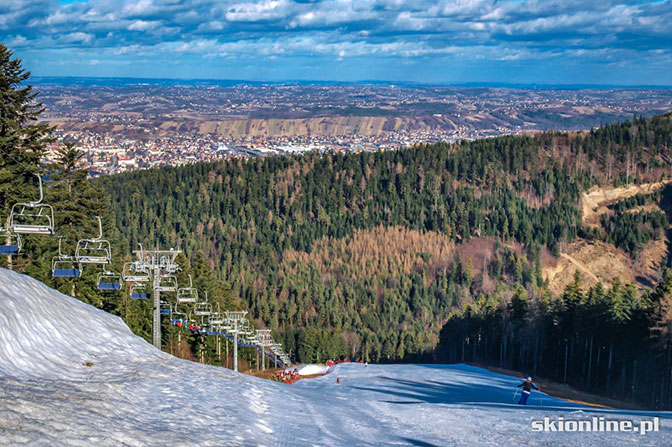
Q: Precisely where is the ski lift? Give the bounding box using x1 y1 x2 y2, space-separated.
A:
170 308 186 326
207 302 223 325
76 217 111 264
197 316 209 334
155 274 177 292
51 237 80 278
209 312 224 326
97 268 121 291
9 175 55 235
176 274 198 303
0 228 21 255
136 243 152 265
186 314 201 332
218 317 233 331
160 301 172 316
194 302 212 316
239 319 253 335
194 293 212 316
130 282 150 299
185 313 197 326
163 257 180 274
122 261 150 282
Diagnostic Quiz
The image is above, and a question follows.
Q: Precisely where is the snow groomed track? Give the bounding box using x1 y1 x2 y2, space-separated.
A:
0 268 670 446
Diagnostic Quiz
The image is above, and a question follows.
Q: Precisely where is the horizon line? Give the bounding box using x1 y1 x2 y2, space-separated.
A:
29 75 672 90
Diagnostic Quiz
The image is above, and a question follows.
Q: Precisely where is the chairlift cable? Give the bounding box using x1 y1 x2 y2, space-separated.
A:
0 146 43 178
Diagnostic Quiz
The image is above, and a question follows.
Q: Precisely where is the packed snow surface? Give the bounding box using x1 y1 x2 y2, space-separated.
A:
296 364 330 376
0 268 670 446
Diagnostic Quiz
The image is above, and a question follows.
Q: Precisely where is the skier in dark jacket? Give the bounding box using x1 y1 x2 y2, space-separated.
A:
516 377 539 405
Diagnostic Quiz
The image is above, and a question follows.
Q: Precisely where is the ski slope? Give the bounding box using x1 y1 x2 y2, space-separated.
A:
0 268 670 446
296 364 330 376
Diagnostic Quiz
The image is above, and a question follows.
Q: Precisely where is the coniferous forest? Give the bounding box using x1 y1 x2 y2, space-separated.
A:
94 112 672 408
2 43 672 408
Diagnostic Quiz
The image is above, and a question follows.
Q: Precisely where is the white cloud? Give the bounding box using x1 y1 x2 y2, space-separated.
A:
226 0 291 22
6 34 27 47
0 0 671 73
289 3 376 27
196 20 226 32
128 20 161 31
60 32 94 44
122 0 157 17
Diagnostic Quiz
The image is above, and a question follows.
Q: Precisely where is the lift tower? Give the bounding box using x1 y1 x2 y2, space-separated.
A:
224 311 248 372
133 246 182 349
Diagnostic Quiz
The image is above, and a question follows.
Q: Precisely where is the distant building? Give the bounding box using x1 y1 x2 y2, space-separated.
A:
114 154 136 170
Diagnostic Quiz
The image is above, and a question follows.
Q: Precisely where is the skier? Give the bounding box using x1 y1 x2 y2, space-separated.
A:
516 376 539 405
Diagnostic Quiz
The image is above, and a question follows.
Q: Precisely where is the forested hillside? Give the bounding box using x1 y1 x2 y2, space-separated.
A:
99 133 579 360
95 115 670 347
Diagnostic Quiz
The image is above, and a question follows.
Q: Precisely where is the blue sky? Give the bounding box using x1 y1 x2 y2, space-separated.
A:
1 0 671 84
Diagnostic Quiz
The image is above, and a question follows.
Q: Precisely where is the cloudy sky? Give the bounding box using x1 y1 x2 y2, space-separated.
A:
1 0 671 84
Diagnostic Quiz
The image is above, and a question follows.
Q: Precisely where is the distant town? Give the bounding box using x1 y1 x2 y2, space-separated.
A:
34 80 672 176
43 127 468 177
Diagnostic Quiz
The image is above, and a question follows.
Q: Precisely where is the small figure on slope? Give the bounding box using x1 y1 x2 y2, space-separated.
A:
516 376 539 405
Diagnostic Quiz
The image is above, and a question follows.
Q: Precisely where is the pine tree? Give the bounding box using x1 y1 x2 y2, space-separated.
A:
0 46 121 315
0 43 55 228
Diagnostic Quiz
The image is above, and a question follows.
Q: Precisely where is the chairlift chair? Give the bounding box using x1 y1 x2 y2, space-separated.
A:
160 301 172 316
207 303 223 324
155 274 178 292
122 261 150 282
209 312 224 326
158 255 180 274
9 175 55 235
176 274 198 303
239 320 254 335
0 228 21 255
170 308 186 326
219 319 233 331
185 313 197 326
76 217 111 264
51 237 80 278
185 314 201 332
136 243 153 266
172 307 185 319
97 268 122 291
130 282 150 299
194 301 212 317
165 262 180 274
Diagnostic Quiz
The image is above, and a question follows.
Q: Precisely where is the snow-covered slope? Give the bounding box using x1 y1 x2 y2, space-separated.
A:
0 268 161 380
0 268 670 446
296 364 330 376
